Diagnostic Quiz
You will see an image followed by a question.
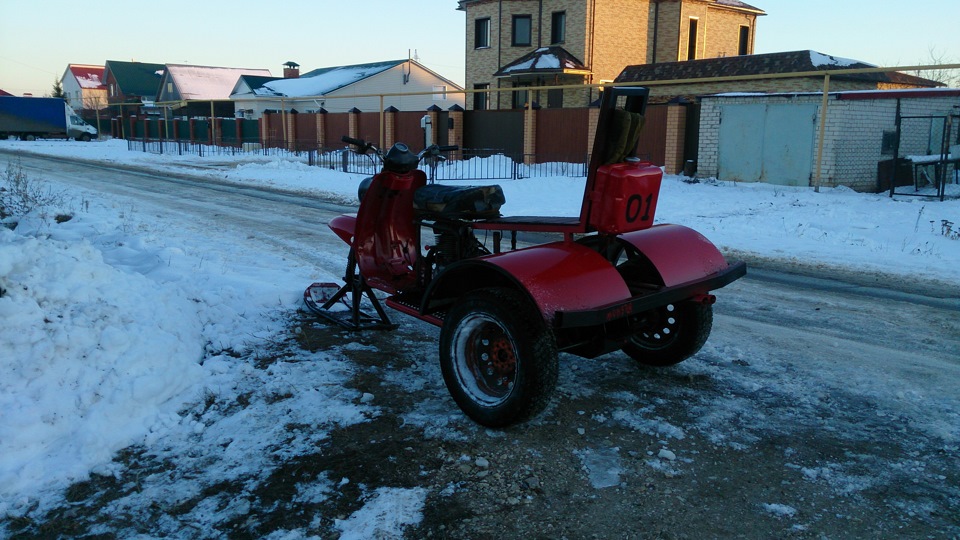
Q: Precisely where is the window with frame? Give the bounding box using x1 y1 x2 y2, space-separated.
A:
512 82 531 109
433 85 447 100
473 83 490 110
512 15 532 47
687 18 699 60
475 17 490 49
551 11 566 44
738 25 750 55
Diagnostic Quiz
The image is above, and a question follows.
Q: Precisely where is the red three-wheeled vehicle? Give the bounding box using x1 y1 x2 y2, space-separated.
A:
306 86 746 427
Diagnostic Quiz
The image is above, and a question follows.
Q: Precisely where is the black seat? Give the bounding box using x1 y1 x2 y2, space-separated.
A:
414 184 505 219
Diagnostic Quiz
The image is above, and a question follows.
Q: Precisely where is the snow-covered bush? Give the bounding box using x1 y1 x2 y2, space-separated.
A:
0 159 70 225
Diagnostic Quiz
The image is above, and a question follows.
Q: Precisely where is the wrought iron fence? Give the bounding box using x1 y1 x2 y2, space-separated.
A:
126 139 590 180
331 149 589 180
433 150 516 180
126 139 316 160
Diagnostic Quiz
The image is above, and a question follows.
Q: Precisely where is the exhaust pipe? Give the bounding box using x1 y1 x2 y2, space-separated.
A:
690 294 716 305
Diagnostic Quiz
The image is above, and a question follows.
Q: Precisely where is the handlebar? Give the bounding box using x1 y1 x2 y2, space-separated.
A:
341 135 366 147
420 144 459 158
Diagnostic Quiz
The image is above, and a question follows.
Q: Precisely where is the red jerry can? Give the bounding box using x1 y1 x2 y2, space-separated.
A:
588 158 662 235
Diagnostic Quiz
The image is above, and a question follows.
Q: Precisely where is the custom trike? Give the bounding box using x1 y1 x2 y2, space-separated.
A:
305 86 746 427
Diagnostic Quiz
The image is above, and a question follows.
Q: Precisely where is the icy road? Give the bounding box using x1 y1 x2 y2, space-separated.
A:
3 150 959 538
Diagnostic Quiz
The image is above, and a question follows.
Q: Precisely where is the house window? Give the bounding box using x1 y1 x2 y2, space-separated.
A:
475 17 490 49
687 18 699 60
433 85 447 100
512 15 532 47
547 88 563 108
881 130 898 155
166 82 174 94
512 82 531 109
738 25 750 55
551 11 566 44
473 83 490 110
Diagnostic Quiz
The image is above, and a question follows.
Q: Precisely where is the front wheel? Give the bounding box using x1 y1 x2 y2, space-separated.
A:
622 302 713 367
439 287 558 427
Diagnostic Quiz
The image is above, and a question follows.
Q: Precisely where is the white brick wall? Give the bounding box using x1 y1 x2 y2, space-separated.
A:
698 92 960 192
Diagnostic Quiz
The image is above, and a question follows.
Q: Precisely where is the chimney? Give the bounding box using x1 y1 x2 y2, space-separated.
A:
283 61 300 79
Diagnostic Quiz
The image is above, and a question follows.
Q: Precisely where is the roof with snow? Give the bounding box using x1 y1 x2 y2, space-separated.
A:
104 60 166 98
164 64 272 100
231 75 283 98
67 64 106 90
254 60 407 98
493 47 590 78
616 50 941 88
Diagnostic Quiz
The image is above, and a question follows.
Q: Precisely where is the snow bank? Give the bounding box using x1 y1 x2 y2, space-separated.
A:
0 228 204 505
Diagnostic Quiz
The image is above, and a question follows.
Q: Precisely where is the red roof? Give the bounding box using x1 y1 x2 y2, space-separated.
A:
69 64 106 90
0 89 12 96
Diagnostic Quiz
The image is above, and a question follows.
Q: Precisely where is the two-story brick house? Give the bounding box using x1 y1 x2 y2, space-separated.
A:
458 0 765 109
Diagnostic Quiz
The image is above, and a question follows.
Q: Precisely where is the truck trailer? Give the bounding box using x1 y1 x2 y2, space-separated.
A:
0 96 97 141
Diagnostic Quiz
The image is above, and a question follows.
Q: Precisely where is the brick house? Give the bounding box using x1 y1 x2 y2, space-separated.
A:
458 0 765 109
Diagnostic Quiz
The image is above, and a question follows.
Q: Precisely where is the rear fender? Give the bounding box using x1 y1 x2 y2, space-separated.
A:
619 224 730 287
424 242 631 320
328 214 357 245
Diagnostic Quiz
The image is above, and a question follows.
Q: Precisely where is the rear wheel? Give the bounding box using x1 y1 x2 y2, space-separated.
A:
622 301 712 367
439 287 558 427
21 134 36 141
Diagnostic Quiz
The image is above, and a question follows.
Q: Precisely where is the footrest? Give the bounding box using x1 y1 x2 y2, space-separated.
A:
414 184 505 218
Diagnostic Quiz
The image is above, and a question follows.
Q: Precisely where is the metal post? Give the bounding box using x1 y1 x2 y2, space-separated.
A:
813 73 830 193
939 116 951 201
210 101 216 147
889 99 902 198
379 94 385 150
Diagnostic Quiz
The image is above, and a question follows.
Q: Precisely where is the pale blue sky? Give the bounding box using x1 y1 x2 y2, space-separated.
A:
1 0 957 97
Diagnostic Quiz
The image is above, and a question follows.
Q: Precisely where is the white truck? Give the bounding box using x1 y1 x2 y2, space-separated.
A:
0 96 98 141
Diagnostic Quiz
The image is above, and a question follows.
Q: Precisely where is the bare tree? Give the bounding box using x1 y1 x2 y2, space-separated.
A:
914 46 960 88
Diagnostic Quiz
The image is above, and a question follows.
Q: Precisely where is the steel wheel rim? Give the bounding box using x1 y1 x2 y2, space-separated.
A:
632 304 680 350
451 313 519 406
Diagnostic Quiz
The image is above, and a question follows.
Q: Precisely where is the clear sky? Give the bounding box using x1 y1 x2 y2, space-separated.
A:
1 0 957 97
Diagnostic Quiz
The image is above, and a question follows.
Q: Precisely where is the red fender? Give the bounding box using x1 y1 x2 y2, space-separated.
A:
329 214 357 245
619 224 730 287
427 242 631 319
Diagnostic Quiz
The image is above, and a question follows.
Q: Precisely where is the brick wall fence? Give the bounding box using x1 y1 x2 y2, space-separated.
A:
117 103 690 173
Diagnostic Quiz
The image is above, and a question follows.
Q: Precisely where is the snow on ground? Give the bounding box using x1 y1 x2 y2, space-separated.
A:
1 138 958 535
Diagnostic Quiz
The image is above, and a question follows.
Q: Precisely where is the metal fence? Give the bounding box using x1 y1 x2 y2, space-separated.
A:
126 139 316 160
894 113 959 201
127 139 591 180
